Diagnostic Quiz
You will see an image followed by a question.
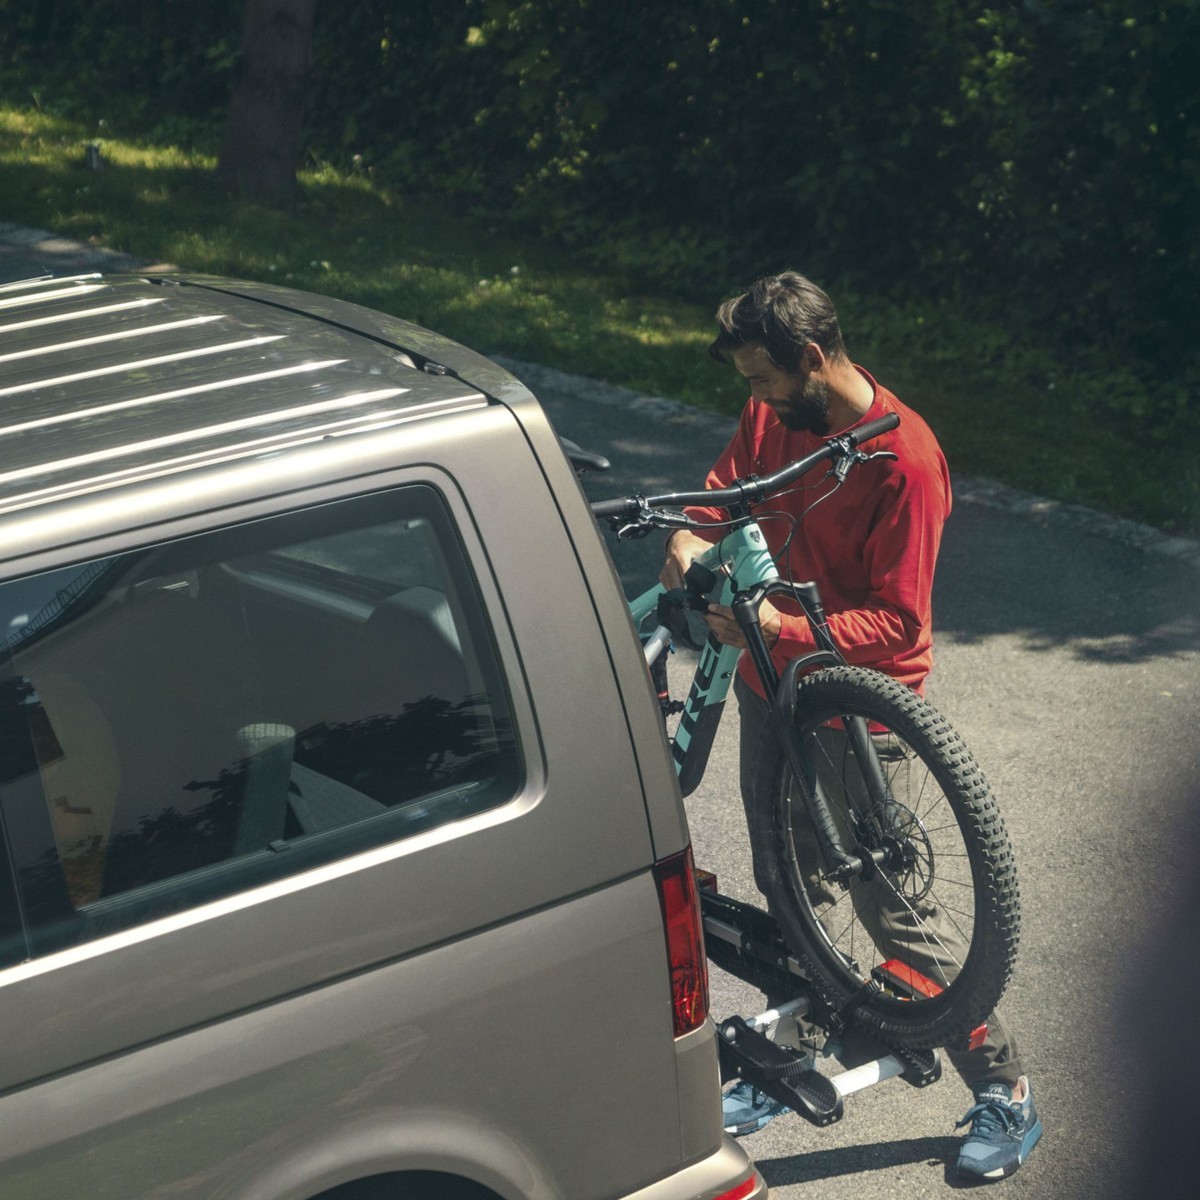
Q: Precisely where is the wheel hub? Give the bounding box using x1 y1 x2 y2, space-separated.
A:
866 800 935 903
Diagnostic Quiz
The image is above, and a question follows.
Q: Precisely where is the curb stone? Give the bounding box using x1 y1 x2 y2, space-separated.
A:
2 221 1195 571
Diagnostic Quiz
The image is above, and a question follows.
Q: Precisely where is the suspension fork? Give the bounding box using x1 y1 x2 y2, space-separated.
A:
731 580 898 883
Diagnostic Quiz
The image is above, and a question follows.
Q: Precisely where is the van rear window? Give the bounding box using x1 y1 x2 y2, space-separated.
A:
0 485 520 963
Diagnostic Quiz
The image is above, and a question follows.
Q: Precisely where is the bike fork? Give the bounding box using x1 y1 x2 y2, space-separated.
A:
733 580 897 884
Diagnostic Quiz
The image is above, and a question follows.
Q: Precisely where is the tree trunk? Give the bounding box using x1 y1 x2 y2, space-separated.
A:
216 0 318 202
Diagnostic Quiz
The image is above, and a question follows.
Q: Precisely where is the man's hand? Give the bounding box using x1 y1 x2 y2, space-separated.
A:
660 530 717 590
704 601 783 650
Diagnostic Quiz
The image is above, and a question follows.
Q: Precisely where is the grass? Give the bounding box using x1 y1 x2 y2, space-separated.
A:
1 105 1195 535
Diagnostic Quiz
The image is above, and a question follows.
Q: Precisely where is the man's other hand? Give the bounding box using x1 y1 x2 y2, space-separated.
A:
660 531 717 590
704 601 783 650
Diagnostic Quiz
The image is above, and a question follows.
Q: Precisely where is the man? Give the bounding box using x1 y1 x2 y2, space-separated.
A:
662 272 1042 1181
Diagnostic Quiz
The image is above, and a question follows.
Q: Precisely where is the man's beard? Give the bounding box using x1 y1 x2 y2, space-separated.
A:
775 376 831 434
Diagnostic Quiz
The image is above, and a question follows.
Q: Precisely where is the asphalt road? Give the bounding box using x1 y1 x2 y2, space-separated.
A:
5 239 1198 1198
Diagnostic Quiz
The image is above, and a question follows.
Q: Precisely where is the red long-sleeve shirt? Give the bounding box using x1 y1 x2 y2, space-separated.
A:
685 368 951 698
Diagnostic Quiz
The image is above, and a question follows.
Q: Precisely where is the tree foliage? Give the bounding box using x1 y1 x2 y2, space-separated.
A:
2 0 1196 391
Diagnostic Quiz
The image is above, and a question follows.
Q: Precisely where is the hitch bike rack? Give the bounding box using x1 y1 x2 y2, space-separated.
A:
699 881 943 1129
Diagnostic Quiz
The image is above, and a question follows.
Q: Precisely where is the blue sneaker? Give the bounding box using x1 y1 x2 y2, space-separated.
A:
955 1076 1043 1180
721 1080 790 1136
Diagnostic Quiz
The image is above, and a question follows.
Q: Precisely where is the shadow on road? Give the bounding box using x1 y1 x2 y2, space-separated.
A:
755 1134 959 1187
936 503 1199 665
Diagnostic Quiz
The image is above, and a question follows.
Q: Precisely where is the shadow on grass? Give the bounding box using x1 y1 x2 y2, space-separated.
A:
12 109 742 385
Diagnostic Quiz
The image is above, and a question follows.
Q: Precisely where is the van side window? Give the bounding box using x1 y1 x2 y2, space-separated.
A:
0 486 520 963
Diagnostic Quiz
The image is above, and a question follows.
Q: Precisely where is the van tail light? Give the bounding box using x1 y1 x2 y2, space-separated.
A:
653 845 709 1038
713 1175 761 1200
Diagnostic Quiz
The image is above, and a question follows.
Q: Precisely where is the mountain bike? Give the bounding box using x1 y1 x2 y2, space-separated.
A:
590 414 1020 1054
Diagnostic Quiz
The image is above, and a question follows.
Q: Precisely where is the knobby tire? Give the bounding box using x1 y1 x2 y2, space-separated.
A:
749 666 1020 1050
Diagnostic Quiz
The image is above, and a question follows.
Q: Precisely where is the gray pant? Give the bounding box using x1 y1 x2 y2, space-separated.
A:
734 674 1021 1089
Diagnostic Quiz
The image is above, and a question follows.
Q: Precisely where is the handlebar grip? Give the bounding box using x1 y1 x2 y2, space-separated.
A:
846 412 900 447
590 496 638 519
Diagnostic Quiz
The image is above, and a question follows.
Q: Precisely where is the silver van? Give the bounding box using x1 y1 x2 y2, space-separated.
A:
0 273 765 1200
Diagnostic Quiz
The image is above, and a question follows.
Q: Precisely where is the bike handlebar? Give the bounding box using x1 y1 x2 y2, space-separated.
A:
590 411 900 521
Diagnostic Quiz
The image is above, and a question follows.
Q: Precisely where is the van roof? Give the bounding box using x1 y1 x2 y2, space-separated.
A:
0 274 489 514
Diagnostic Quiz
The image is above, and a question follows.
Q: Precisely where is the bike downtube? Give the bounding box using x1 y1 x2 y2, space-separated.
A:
669 530 767 795
673 635 739 796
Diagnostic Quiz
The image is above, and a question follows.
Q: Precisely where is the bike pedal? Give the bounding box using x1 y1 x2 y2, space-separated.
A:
716 1015 845 1127
896 1046 941 1088
776 1066 844 1126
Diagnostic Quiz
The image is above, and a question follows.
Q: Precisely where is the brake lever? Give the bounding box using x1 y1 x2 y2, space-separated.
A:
612 505 693 541
831 448 898 483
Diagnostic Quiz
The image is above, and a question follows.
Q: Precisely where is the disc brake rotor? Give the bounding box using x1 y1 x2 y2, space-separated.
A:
867 800 935 904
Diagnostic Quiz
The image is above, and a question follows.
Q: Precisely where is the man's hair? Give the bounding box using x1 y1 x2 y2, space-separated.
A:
709 271 848 371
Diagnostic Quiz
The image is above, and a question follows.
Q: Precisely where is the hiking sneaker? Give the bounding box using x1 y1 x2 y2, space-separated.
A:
721 1080 791 1136
955 1076 1043 1180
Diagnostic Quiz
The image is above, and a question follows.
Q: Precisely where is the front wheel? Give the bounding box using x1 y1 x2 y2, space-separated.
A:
749 666 1020 1050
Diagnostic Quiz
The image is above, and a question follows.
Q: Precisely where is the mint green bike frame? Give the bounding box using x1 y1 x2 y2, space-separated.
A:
627 522 777 797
